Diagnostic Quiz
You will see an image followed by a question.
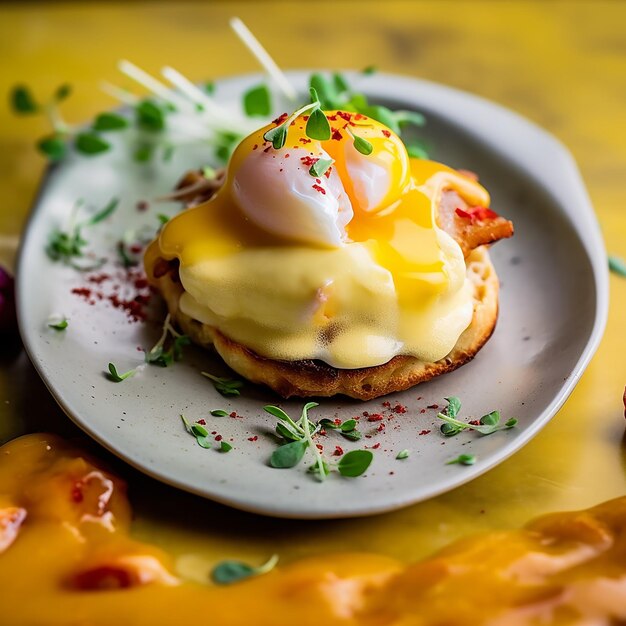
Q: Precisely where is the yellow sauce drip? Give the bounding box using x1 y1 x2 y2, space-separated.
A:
2 434 626 625
147 112 491 368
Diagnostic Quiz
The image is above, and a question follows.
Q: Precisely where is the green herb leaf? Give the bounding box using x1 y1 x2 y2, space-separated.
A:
394 110 426 127
341 430 362 442
54 84 72 103
479 411 500 427
359 105 401 134
211 554 278 585
243 83 271 117
211 409 229 417
180 414 192 433
306 108 331 141
263 124 287 150
275 422 303 442
504 418 518 428
84 198 119 226
93 112 129 131
444 397 462 418
346 127 373 156
136 100 166 132
362 65 377 75
309 74 342 109
48 318 68 330
134 144 154 163
264 405 293 422
340 419 357 433
446 453 476 466
214 131 242 163
220 441 233 453
270 439 308 468
196 436 212 449
396 449 410 460
203 81 215 95
11 85 39 114
37 135 67 161
308 157 333 178
191 423 209 438
75 132 111 155
202 372 243 397
609 255 626 277
333 72 350 94
318 418 340 430
337 450 373 477
107 362 135 382
157 214 170 225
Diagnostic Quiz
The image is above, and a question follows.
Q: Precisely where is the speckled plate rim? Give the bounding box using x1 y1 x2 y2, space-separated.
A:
16 71 609 518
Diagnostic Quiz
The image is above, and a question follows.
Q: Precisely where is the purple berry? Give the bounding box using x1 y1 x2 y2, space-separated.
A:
0 265 17 336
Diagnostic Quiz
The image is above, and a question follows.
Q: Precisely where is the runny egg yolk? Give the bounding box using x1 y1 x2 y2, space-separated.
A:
148 110 491 368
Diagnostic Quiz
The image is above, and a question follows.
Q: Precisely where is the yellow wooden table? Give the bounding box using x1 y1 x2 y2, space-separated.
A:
1 0 625 577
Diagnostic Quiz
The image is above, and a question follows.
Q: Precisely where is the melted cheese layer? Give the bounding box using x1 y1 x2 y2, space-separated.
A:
151 114 491 369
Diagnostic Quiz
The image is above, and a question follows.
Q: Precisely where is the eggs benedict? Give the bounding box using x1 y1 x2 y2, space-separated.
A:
145 108 513 399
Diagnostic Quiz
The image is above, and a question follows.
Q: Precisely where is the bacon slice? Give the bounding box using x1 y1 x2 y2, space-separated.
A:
438 190 514 257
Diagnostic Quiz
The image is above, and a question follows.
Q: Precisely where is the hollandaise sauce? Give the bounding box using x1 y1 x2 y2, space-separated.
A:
2 433 626 625
145 112 491 368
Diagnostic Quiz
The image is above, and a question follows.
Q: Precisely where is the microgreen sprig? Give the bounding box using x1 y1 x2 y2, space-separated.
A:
345 126 373 156
202 372 244 397
447 453 476 466
265 403 372 481
437 397 518 437
211 554 279 585
107 362 136 382
181 414 212 449
47 198 118 269
145 313 190 367
47 317 68 330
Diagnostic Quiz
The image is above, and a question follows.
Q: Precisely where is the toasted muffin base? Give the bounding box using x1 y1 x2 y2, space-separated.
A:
149 246 499 400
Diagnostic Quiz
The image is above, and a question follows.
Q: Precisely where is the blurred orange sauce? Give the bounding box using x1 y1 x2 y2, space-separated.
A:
1 434 626 625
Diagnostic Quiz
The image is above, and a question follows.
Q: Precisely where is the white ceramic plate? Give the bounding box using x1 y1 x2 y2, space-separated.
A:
17 72 608 518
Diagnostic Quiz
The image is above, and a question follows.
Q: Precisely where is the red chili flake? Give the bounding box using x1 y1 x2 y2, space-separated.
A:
215 434 223 441
354 113 366 121
331 128 343 141
197 419 206 426
420 409 426 414
136 200 149 212
427 404 439 410
382 401 391 408
285 153 290 158
272 112 288 125
455 206 498 222
333 446 344 457
417 396 422 401
300 155 318 167
263 145 272 153
419 429 431 436
316 444 324 451
469 420 481 426
211 431 217 435
327 114 338 121
299 137 312 144
248 436 258 442
324 168 332 179
371 442 381 449
279 168 283 172
376 423 385 432
319 429 327 436
71 484 84 503
381 129 391 138
129 244 143 255
230 411 238 418
72 287 92 298
392 403 407 414
312 184 326 195
336 111 352 122
334 418 342 425
315 178 321 184
367 413 384 422
362 411 369 417
301 115 310 121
